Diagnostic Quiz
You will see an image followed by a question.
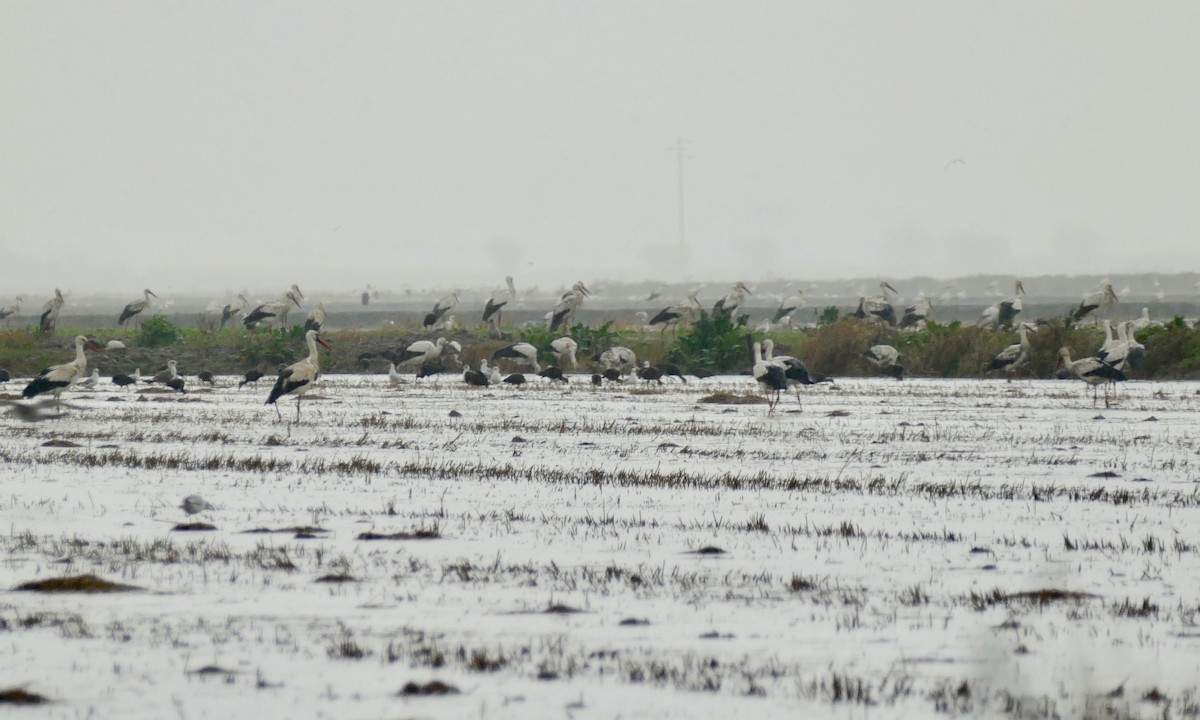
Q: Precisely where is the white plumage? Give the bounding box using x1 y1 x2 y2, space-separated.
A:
493 342 540 372
266 329 331 421
979 280 1025 329
482 276 516 325
988 323 1036 381
23 335 104 399
549 337 579 368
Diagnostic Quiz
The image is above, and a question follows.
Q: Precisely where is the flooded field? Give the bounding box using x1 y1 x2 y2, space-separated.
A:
3 373 1200 718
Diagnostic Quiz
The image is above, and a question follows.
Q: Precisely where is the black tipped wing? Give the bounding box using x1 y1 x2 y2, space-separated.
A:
118 304 139 325
23 376 66 398
265 368 305 405
482 299 507 322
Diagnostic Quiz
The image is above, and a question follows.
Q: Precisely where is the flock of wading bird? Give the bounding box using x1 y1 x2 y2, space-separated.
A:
0 277 1158 420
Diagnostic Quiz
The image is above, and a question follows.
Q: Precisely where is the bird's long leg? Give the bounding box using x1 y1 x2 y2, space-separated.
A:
295 396 302 423
274 402 283 421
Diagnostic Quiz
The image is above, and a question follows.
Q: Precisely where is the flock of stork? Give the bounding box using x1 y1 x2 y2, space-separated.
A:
0 276 1161 421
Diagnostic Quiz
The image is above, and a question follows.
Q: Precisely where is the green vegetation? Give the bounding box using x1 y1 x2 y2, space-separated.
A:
3 315 1199 379
136 315 183 347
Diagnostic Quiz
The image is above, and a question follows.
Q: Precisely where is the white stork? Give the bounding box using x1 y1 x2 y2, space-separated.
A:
771 289 807 328
304 300 326 333
978 280 1025 329
244 292 302 330
23 335 104 399
549 282 590 332
424 291 460 330
988 322 1037 382
0 296 23 326
595 346 637 375
762 338 825 409
1057 346 1126 407
712 281 751 317
1096 320 1119 361
39 289 66 334
118 288 158 326
751 340 788 413
649 291 702 334
266 329 332 421
395 337 459 365
493 342 540 372
1122 322 1146 372
853 282 898 326
899 296 933 329
221 294 249 328
1130 307 1157 333
1073 283 1118 324
863 344 904 380
482 276 516 326
276 285 304 327
548 337 578 368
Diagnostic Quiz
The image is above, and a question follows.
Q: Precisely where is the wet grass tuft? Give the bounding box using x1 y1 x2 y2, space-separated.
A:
14 574 140 594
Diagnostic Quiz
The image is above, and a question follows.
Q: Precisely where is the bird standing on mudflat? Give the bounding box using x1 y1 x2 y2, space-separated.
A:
23 335 104 400
266 330 332 421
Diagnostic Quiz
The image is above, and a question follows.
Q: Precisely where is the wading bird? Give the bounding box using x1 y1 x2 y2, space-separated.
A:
978 280 1025 329
988 322 1037 382
863 344 904 380
395 337 459 366
424 291 460 330
0 296 23 326
1058 346 1125 407
23 335 104 400
712 281 751 317
549 282 590 332
493 342 540 372
853 282 898 326
751 340 788 413
244 291 302 330
482 276 516 326
548 337 578 368
39 289 65 334
772 289 807 328
304 301 326 333
118 289 158 326
221 294 249 328
650 291 702 334
1073 283 1118 324
899 296 933 329
266 330 332 421
594 346 637 376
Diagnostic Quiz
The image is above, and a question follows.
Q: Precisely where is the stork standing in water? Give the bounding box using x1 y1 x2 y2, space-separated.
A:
0 296 23 326
482 276 516 327
221 294 249 328
772 289 807 328
39 289 65 334
304 300 326 333
1072 283 1118 325
266 329 332 421
853 282 898 326
649 291 702 334
493 342 540 372
549 282 590 332
548 337 578 368
1057 346 1126 407
712 281 751 317
978 280 1025 329
751 340 788 413
988 322 1037 382
23 335 104 400
424 291 460 330
118 289 158 326
761 339 828 409
244 291 302 330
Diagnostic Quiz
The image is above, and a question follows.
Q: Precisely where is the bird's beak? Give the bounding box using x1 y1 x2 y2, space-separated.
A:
884 282 898 293
1017 281 1025 295
291 295 303 308
316 336 332 350
85 340 104 353
149 290 158 298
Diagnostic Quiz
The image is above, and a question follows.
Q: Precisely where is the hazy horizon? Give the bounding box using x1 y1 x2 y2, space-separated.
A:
4 3 1200 294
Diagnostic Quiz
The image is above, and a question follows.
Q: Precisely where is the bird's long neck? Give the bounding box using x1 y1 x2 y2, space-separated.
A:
1019 325 1029 346
752 342 763 364
762 339 774 360
306 335 321 364
74 338 87 368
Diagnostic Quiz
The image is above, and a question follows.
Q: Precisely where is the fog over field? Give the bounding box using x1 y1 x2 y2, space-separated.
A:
3 3 1200 293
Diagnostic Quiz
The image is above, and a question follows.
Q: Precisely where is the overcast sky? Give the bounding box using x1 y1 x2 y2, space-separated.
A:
3 2 1199 296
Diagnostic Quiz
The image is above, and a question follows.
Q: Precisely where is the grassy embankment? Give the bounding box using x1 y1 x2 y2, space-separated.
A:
2 312 1199 380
